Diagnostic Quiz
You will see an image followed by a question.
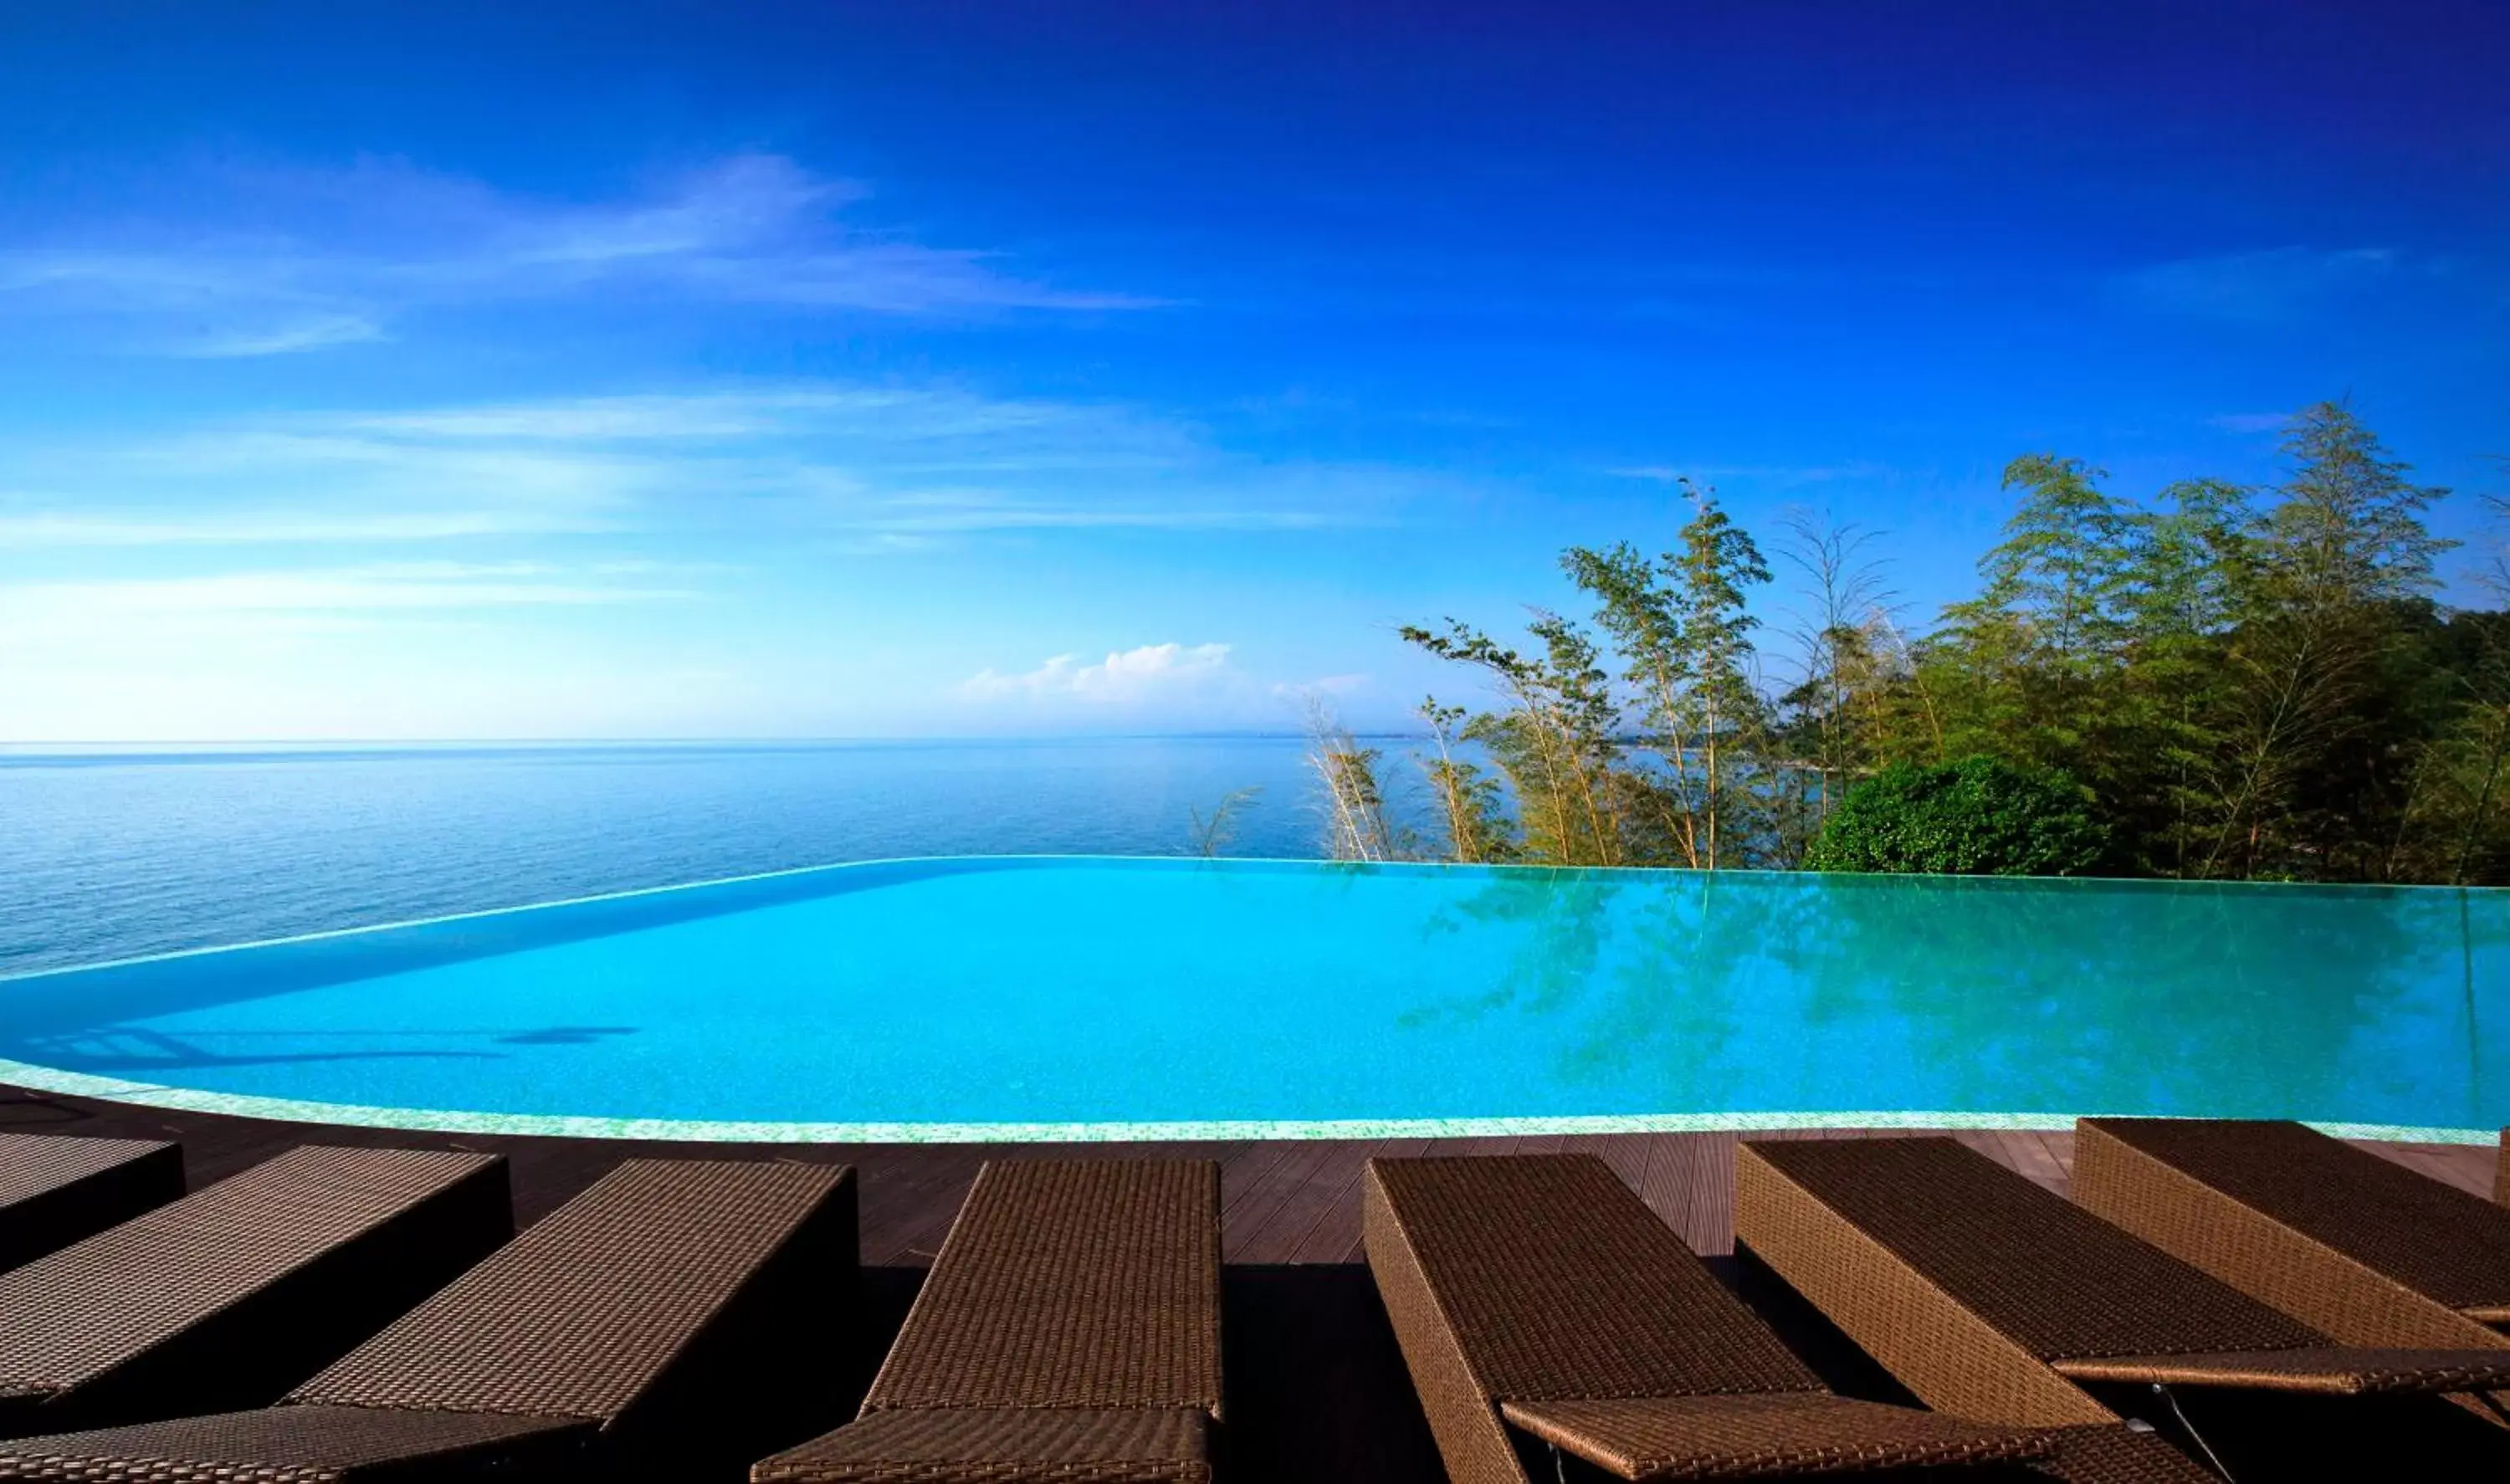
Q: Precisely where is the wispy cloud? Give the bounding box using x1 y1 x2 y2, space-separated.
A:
4 562 682 617
2115 247 2406 324
0 560 692 667
0 382 1417 555
0 154 1155 356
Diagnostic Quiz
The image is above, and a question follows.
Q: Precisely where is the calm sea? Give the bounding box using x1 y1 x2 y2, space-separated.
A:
0 739 1411 976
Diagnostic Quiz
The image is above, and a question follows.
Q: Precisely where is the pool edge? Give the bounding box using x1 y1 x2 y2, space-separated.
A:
0 1057 2488 1147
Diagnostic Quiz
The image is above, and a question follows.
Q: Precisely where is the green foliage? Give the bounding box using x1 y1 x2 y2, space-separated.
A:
1377 401 2505 883
1801 758 2108 876
1416 700 1515 863
1186 786 1260 858
1400 611 1626 865
1303 699 1395 862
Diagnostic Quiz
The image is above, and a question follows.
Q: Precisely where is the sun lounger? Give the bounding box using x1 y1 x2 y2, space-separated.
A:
1357 1153 2118 1484
1735 1136 2510 1437
2495 1127 2506 1208
0 1133 182 1273
2071 1118 2510 1357
0 1156 858 1482
753 1158 1221 1484
0 1144 509 1434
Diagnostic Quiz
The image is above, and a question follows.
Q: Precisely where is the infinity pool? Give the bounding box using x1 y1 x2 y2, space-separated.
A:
2 857 2502 1141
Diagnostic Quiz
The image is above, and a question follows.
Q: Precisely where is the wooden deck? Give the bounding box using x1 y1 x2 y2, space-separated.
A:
1 1083 2493 1481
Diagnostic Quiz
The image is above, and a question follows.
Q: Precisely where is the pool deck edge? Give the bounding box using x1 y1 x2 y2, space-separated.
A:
0 1057 2487 1147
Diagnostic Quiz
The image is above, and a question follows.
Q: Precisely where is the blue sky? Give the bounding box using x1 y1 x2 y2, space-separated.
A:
1 1 2503 740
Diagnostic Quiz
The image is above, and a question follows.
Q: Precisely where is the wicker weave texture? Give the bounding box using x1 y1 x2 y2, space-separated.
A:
753 1408 1209 1484
0 1406 590 1484
1730 1144 2117 1430
2073 1118 2510 1346
1495 1393 2052 1481
0 1137 182 1278
2050 1345 2510 1395
862 1160 1220 1415
1366 1156 1820 1405
0 1147 503 1398
1360 1165 1529 1484
1740 1138 2317 1364
0 1138 174 1212
290 1158 852 1421
2080 1118 2510 1310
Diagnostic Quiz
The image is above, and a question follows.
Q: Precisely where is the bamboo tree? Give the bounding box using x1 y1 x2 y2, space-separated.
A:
1560 540 1706 866
2197 402 2453 878
1560 479 1772 868
2115 478 2253 874
1669 484 1773 867
1771 510 1895 853
1303 697 1396 862
1398 613 1625 864
1928 454 2137 775
1416 699 1514 863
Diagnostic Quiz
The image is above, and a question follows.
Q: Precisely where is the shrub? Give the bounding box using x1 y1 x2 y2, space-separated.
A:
1802 756 2108 876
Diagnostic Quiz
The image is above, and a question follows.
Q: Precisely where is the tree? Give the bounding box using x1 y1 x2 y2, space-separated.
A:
1304 698 1395 862
1375 400 2485 884
1401 612 1625 864
1801 757 2108 876
2112 478 2254 875
1559 478 1772 868
1416 699 1514 864
2195 402 2453 878
1770 510 1897 852
1923 454 2136 775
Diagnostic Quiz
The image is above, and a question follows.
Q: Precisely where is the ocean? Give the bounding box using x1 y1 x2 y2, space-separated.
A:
0 738 1401 976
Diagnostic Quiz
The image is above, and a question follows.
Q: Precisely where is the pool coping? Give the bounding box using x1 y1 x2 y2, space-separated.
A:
0 1057 2491 1147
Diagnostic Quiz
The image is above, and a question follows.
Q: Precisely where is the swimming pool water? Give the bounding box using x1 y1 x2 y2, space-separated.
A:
3 857 2502 1141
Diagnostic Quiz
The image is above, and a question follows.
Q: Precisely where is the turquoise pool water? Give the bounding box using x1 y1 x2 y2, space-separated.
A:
2 857 2503 1141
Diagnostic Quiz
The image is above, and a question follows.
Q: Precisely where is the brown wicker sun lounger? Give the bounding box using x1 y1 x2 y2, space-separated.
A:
0 1157 858 1483
754 1158 1221 1484
1360 1153 2107 1484
2072 1118 2510 1356
1736 1137 2510 1432
0 1144 509 1435
0 1133 182 1274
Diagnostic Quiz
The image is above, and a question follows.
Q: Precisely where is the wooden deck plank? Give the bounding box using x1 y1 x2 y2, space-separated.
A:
1257 1139 1378 1266
1668 1133 1739 1256
1224 1139 1347 1262
1297 1139 1432 1265
1994 1128 2070 1193
1631 1133 1688 1235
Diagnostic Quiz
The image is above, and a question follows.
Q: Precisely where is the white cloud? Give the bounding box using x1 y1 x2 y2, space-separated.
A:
0 153 1154 356
960 642 1237 704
